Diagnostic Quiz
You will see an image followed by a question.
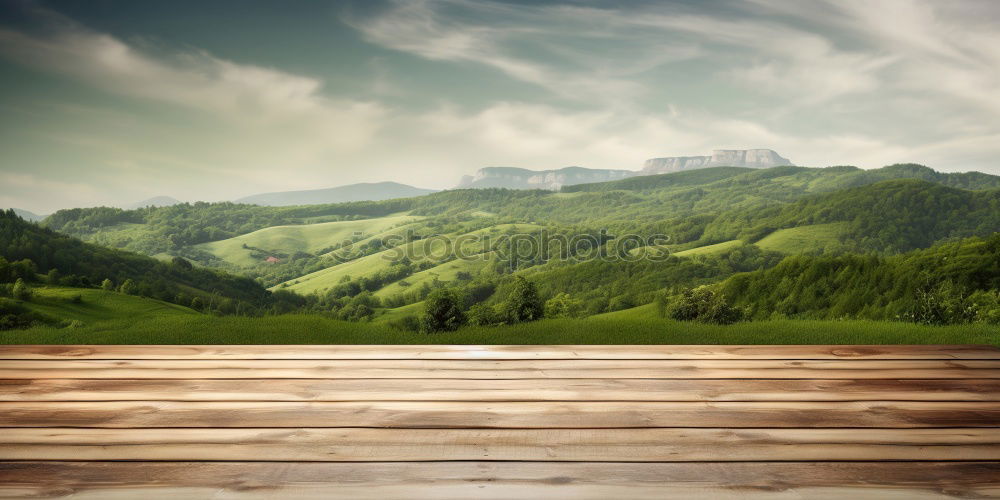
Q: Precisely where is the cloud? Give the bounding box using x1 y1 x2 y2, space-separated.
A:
0 15 386 146
348 0 700 104
2 0 1000 213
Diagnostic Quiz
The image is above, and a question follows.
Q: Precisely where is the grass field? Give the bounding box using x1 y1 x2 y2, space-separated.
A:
275 223 542 295
3 313 997 345
628 239 743 259
755 222 848 254
2 287 998 345
673 240 744 257
374 301 424 323
374 255 494 299
196 214 421 266
9 286 196 325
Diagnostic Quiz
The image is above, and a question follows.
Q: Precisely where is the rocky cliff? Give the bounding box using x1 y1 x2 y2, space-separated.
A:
457 166 634 190
641 149 792 174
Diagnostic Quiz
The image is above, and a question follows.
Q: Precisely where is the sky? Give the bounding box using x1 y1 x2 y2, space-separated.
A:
1 0 999 213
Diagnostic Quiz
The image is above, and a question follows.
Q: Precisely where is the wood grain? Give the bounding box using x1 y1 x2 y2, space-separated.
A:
2 461 999 499
3 344 998 360
2 344 998 497
3 400 999 428
6 378 1000 401
2 358 999 379
3 427 999 461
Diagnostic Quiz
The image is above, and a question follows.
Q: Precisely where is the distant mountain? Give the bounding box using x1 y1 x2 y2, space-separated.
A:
125 196 182 209
457 166 633 190
10 208 44 222
235 182 437 207
641 149 792 174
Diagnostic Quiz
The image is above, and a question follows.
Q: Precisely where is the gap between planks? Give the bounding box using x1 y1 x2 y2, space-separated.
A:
5 378 1000 402
2 359 1000 379
1 401 999 428
2 427 1000 461
2 344 998 360
2 462 999 500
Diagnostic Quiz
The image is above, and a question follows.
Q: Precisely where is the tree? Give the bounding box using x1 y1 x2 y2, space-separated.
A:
118 279 136 295
670 286 743 325
171 257 193 270
12 278 32 301
421 289 466 332
101 279 114 291
46 269 60 285
544 292 583 318
467 303 501 326
500 276 544 323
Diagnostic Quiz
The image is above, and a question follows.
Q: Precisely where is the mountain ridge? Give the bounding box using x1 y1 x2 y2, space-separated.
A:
235 181 436 206
455 149 792 190
457 166 633 190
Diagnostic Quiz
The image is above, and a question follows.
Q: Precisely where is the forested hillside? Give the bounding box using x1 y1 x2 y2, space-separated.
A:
718 234 1000 324
0 210 280 315
6 164 1000 337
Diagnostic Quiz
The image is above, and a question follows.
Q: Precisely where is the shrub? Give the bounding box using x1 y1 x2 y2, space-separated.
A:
499 276 544 324
904 281 974 326
118 279 136 295
468 302 502 326
420 289 466 332
12 278 32 301
969 290 1000 324
670 286 743 325
544 292 584 318
101 279 114 291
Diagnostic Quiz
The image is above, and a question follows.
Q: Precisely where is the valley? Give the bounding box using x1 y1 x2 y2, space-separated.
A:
3 163 1000 343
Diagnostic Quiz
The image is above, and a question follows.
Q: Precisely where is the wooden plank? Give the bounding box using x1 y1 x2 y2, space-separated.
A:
3 344 998 360
6 378 999 402
2 359 999 379
3 428 999 461
7 377 1000 402
3 401 999 428
1 462 999 499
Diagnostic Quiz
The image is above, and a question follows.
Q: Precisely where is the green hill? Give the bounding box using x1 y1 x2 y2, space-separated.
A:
720 234 1000 322
702 179 1000 253
276 223 540 295
10 285 197 325
673 240 744 257
374 255 495 299
0 210 275 312
754 223 848 254
197 214 421 266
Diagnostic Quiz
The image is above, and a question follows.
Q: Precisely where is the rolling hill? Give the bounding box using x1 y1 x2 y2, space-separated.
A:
26 164 1000 328
196 214 422 267
0 209 274 311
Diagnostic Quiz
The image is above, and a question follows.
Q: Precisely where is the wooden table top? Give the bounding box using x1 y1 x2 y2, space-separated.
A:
1 344 999 498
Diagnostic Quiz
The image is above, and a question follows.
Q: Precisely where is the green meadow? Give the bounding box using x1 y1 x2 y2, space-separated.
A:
197 214 421 266
2 286 997 346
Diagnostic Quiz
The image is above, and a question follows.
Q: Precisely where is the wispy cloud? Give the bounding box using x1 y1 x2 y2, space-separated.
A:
348 0 700 105
0 12 386 144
